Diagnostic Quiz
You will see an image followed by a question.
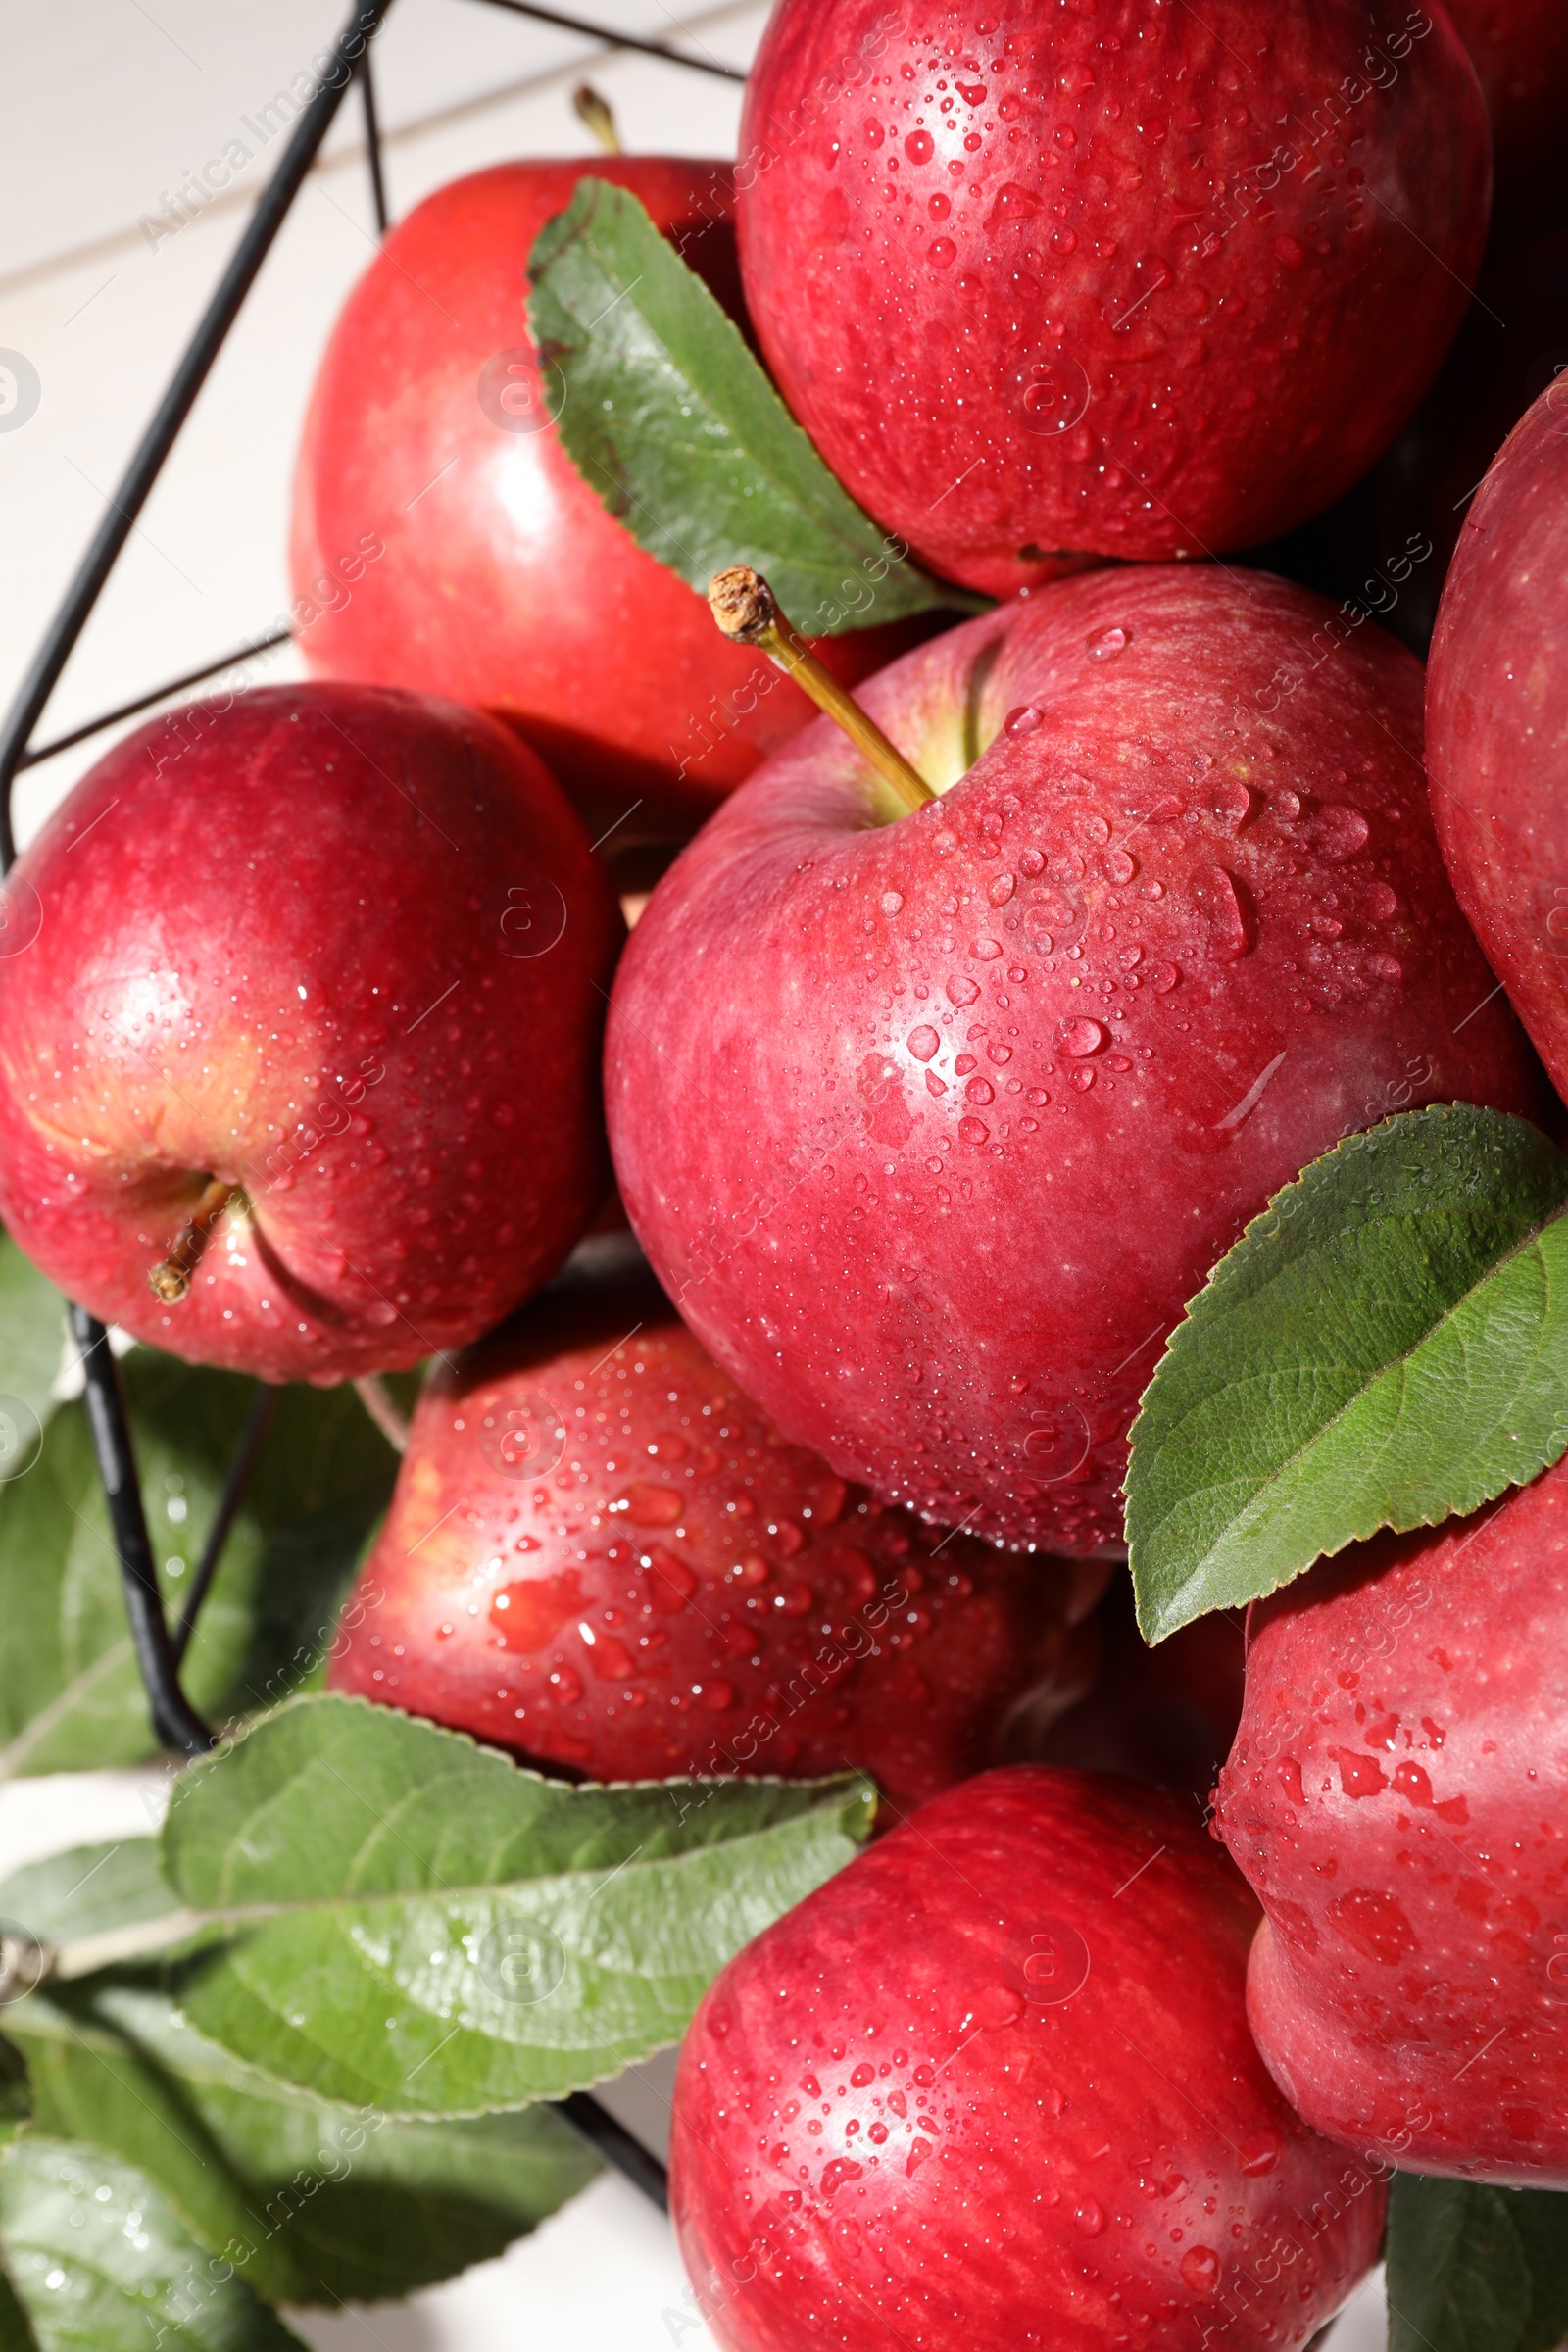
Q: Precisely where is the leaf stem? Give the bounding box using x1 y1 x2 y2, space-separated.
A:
708 566 936 822
354 1374 410 1452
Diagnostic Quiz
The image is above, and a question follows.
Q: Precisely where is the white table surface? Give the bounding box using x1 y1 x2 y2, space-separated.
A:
0 6 1386 2340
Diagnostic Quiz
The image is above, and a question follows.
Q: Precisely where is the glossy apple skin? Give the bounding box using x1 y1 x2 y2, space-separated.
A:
671 1767 1386 2352
1427 382 1568 1101
1444 0 1568 242
0 685 620 1383
735 0 1490 598
606 567 1541 1551
291 159 920 844
1214 1465 1568 2188
328 1248 1104 1808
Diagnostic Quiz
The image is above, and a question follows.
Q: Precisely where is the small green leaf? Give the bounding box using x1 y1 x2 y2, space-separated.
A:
529 176 975 632
0 1235 67 1449
0 2044 27 2152
0 1844 172 1949
5 1981 595 2308
1126 1106 1568 1640
1385 2174 1568 2352
0 2135 303 2352
0 1356 397 1778
159 1693 874 2116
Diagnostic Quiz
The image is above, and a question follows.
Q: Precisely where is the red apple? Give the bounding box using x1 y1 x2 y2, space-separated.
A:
0 684 619 1383
1025 1571 1246 1815
606 566 1541 1552
327 1243 1104 1808
290 158 922 847
1427 377 1568 1100
671 1766 1387 2351
734 0 1490 598
1443 0 1568 242
1213 1461 1568 2188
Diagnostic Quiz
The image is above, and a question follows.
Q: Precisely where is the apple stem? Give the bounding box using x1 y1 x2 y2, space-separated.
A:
355 1374 410 1452
708 566 936 821
573 83 621 155
147 1177 241 1304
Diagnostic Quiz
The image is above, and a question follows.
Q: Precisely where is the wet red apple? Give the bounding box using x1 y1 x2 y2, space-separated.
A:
328 1246 1104 1808
735 0 1490 597
671 1766 1387 2351
1214 1459 1568 2187
607 566 1541 1552
291 159 921 846
1445 0 1568 243
1427 376 1568 1101
0 685 619 1382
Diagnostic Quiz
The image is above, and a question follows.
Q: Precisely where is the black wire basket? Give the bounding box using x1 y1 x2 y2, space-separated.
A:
0 0 746 2213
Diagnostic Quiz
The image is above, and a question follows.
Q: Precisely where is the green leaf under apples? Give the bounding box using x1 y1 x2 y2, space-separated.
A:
155 1693 872 2116
528 176 975 633
0 1352 397 1778
0 1235 68 1455
0 1842 172 1947
0 2135 304 2352
1386 2173 1568 2352
5 1979 597 2309
1125 1106 1568 1640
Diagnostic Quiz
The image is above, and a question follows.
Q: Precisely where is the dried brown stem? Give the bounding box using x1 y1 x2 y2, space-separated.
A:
148 1177 240 1304
573 83 621 154
708 566 935 820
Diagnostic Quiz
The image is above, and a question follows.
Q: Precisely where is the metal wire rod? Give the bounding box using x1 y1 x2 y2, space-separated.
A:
359 47 391 234
70 1308 217 1759
16 629 293 773
464 0 745 81
556 2092 670 2209
0 0 396 869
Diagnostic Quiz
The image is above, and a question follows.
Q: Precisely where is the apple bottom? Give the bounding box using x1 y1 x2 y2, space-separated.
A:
1246 1919 1568 2192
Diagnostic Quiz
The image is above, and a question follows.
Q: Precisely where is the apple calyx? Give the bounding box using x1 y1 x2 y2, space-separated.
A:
147 1176 243 1304
707 564 934 821
571 82 621 154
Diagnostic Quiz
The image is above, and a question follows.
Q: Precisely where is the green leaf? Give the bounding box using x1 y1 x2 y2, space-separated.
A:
0 1356 397 1779
159 1693 873 2116
0 1236 67 1455
1386 2174 1568 2352
0 2135 303 2352
1125 1106 1568 1641
529 175 976 633
0 2044 27 2154
4 1981 596 2309
0 1846 172 1950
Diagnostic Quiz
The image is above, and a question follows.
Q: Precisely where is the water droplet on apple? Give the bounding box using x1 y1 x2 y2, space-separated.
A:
1005 705 1044 737
947 976 981 1005
1075 2198 1105 2236
1366 952 1403 981
958 1115 990 1144
905 128 935 164
1087 626 1128 661
1269 789 1300 822
1180 2245 1221 2290
1058 1017 1106 1057
1313 804 1370 859
906 1025 940 1061
928 237 957 268
1102 849 1136 884
1193 866 1250 959
1364 881 1396 919
881 890 905 915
